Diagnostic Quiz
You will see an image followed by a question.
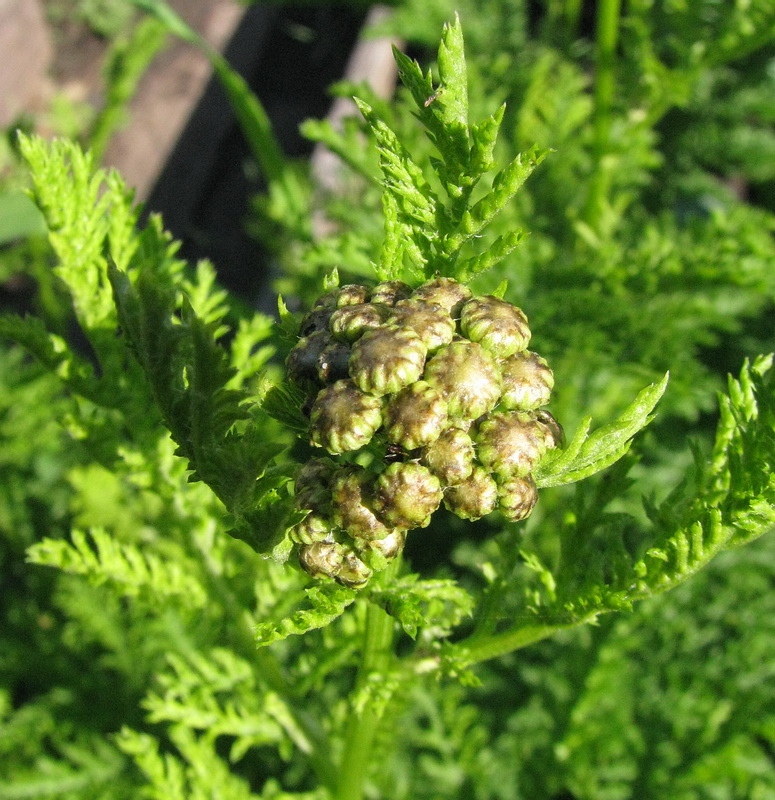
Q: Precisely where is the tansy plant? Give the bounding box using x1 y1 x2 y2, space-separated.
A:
1 7 774 800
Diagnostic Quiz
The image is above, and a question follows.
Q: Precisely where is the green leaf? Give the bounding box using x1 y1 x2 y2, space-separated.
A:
469 104 506 174
0 191 47 244
455 229 525 281
27 528 207 607
535 372 669 487
355 98 439 230
254 584 357 647
447 145 550 253
369 576 474 639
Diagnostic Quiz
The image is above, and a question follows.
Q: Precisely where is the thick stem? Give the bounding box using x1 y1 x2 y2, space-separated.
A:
335 561 400 800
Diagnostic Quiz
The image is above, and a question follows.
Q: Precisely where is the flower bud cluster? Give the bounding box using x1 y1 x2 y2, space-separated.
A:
285 278 561 587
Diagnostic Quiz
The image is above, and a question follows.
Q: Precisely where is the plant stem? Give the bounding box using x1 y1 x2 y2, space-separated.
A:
435 611 600 672
335 562 399 800
585 0 622 229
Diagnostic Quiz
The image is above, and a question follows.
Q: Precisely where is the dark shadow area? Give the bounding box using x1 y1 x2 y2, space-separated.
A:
142 4 367 310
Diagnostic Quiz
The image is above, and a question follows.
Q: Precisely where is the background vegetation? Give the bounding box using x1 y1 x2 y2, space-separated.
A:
1 1 774 798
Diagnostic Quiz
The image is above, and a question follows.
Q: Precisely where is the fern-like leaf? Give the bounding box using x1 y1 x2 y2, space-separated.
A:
254 584 357 647
26 528 207 607
535 372 669 487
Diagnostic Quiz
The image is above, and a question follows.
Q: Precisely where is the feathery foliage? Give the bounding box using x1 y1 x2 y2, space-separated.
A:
0 2 773 799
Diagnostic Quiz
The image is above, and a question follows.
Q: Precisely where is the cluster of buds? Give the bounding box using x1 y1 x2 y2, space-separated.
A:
285 277 562 587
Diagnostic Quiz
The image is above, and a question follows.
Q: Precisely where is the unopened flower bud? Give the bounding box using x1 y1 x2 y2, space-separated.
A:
367 529 406 561
374 462 443 529
289 512 333 544
337 549 374 588
349 325 427 396
286 331 330 389
331 468 393 541
312 290 339 309
384 381 449 449
370 280 412 306
443 466 498 520
500 351 554 410
460 296 531 357
294 457 338 511
387 300 456 353
497 473 538 521
299 541 372 588
329 302 389 343
533 409 564 450
299 541 339 579
475 411 547 476
412 277 472 315
316 339 352 384
310 380 383 454
424 340 501 420
300 306 334 336
420 426 475 485
335 284 371 307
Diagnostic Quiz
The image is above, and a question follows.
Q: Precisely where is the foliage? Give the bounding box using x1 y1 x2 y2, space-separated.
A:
0 1 774 799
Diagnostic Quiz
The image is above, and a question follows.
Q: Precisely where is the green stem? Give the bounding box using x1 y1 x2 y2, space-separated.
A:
431 611 600 673
335 561 400 800
585 0 622 229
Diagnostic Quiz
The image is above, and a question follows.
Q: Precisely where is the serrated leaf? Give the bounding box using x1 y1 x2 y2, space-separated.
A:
535 373 669 487
436 13 469 131
254 584 357 647
369 577 474 639
447 145 549 252
356 98 438 233
456 229 525 281
27 528 207 607
470 104 506 174
260 381 310 434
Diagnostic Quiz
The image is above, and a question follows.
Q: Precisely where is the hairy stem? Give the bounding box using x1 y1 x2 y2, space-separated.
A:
335 561 400 800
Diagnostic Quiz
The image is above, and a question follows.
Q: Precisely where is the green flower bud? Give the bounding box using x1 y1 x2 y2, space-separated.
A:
293 457 338 512
289 511 333 544
443 466 498 520
335 284 371 307
331 467 394 541
420 426 475 485
533 409 564 450
370 280 412 306
300 306 334 336
500 351 554 410
387 299 456 353
349 325 427 396
310 380 383 454
298 541 372 588
374 462 443 529
366 529 406 561
299 540 339 580
412 277 472 315
336 548 374 588
312 290 339 309
424 340 502 420
286 331 330 389
460 296 531 357
474 411 547 476
317 339 352 384
497 473 538 521
384 381 449 450
353 529 407 572
329 302 389 343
